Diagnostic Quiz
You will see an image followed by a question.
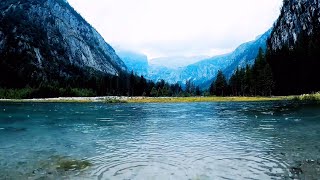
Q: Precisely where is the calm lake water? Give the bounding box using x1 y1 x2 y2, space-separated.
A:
0 102 320 179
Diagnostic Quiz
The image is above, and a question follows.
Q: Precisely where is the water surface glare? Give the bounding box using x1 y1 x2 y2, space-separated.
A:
0 102 320 179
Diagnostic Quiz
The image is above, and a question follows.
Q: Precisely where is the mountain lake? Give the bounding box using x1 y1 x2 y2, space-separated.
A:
0 102 320 179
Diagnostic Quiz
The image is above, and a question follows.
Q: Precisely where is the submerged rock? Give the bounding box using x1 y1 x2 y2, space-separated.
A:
290 166 303 175
56 159 92 171
26 156 92 179
290 159 320 179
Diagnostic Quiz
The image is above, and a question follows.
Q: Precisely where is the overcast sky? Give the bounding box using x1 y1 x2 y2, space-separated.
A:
68 0 282 59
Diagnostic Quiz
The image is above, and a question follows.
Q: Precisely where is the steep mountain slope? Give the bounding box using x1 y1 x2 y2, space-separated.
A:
223 30 271 78
0 0 126 88
117 51 148 75
267 0 320 94
177 30 271 88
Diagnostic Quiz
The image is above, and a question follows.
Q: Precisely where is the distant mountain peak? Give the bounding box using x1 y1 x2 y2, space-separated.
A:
120 30 271 88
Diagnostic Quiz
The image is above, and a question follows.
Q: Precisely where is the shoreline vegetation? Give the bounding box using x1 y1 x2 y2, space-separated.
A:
0 92 319 103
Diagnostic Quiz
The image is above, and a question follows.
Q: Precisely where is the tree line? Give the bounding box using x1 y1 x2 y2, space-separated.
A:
0 64 202 98
209 48 274 97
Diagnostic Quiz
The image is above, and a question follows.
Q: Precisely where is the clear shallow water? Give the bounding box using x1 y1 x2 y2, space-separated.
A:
0 102 320 180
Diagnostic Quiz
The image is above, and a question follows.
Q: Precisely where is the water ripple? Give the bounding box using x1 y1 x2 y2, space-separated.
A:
0 102 320 179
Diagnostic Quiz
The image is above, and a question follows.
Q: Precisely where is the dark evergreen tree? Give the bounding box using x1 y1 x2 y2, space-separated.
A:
150 87 158 97
170 83 182 96
185 80 191 94
196 86 201 96
217 48 274 97
244 65 253 95
209 81 215 95
213 70 228 96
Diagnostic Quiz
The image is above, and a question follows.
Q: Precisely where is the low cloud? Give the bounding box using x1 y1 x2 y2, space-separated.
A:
68 0 282 58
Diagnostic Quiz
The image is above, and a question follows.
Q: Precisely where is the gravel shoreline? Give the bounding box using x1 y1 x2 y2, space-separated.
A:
0 96 178 103
0 96 129 102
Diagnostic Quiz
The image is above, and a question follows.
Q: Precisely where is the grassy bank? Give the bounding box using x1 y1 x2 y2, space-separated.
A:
289 92 320 103
125 96 283 103
0 96 281 103
0 93 320 103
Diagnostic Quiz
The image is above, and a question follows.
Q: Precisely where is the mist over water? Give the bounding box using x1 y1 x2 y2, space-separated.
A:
0 102 320 179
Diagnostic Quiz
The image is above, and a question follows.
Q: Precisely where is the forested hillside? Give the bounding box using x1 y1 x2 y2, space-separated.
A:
267 0 320 95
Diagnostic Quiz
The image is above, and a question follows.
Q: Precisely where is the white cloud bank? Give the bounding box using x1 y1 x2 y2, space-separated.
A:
68 0 282 58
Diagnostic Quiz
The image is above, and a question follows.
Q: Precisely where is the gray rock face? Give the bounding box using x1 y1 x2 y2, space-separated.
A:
0 31 4 51
0 0 126 78
269 0 320 50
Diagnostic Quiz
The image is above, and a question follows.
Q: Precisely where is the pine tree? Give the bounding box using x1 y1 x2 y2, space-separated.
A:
185 80 191 94
209 81 215 95
138 75 147 96
261 64 274 96
214 70 228 96
196 86 201 96
228 48 274 96
161 85 170 96
244 65 253 96
150 87 158 97
129 71 135 96
253 48 266 95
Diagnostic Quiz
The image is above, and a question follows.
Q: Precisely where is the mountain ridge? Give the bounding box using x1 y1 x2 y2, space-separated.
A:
119 30 271 89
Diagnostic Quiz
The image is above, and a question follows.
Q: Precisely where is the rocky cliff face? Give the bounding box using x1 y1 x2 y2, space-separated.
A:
0 0 126 87
267 0 320 95
269 0 320 50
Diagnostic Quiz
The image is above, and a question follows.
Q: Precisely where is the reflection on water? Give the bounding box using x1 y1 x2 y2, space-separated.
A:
0 102 320 179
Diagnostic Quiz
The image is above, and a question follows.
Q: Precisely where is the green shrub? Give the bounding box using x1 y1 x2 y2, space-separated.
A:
70 88 96 97
104 99 127 103
0 88 34 99
292 92 320 104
